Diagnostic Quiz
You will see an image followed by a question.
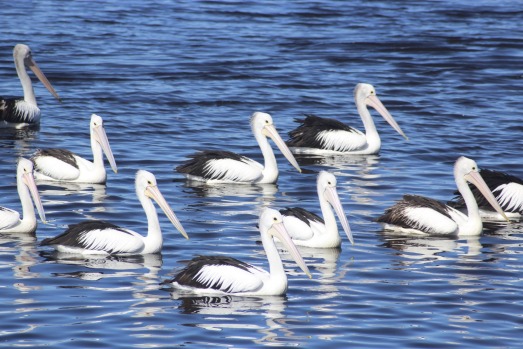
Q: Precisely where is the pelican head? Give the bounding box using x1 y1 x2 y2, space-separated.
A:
317 171 354 245
250 112 302 173
260 208 311 278
354 83 407 140
17 157 46 224
136 170 189 239
90 114 118 174
14 44 61 102
455 156 508 221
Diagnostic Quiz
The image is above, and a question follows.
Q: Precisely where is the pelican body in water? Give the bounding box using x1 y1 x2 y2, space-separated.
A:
165 208 311 296
376 156 509 236
40 170 188 254
176 112 301 184
287 83 407 155
1 44 61 127
280 171 354 248
0 158 46 233
31 114 117 184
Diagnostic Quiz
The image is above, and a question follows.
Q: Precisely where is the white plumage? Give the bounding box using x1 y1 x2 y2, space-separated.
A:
32 114 117 184
287 83 408 155
281 171 354 248
177 112 301 184
1 44 61 127
0 158 46 233
377 157 509 236
166 208 311 296
40 170 188 254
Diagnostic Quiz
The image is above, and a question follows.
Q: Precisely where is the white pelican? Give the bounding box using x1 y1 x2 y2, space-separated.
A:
376 156 509 236
176 112 301 184
286 83 408 154
165 208 311 296
452 168 523 220
1 44 61 127
31 114 117 184
280 171 354 248
40 170 188 254
0 158 46 233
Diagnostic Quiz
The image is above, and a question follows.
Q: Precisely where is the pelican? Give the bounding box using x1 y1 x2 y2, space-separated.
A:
165 208 311 296
280 171 354 248
452 168 523 220
31 113 117 184
40 170 188 254
1 44 61 127
0 158 46 233
376 156 509 236
176 112 301 184
286 83 408 154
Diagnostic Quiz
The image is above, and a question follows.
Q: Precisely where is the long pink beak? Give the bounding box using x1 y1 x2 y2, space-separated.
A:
22 172 47 223
270 222 311 278
465 171 509 222
28 58 62 102
366 94 408 140
146 185 189 239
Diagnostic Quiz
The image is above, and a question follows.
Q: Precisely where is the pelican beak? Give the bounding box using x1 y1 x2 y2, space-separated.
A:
366 94 408 140
27 58 62 102
22 172 47 224
145 185 189 239
262 124 302 173
94 125 118 174
270 221 311 278
324 186 354 245
464 170 509 222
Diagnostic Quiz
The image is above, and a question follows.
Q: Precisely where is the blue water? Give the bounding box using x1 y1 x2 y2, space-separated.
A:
2 0 523 347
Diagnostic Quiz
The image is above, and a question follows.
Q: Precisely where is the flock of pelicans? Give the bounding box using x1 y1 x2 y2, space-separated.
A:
2 44 523 296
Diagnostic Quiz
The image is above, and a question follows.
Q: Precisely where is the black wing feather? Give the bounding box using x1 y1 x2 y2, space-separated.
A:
376 194 452 229
40 220 131 247
280 207 324 225
168 255 254 292
32 148 79 169
176 150 251 180
286 114 358 148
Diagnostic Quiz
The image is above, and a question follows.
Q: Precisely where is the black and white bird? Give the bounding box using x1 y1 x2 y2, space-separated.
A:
376 156 509 236
176 112 301 184
280 171 354 248
165 208 311 296
31 114 117 184
40 170 188 254
0 158 46 233
286 83 407 154
1 44 61 127
451 168 523 220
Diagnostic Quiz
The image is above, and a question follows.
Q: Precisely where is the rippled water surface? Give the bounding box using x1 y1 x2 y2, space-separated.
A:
2 1 523 348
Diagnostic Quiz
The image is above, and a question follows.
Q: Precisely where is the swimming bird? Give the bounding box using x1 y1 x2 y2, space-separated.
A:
40 170 188 254
286 83 408 154
31 114 117 184
176 112 301 184
376 156 508 236
451 168 523 220
165 208 311 296
1 44 61 127
280 171 354 248
0 158 46 233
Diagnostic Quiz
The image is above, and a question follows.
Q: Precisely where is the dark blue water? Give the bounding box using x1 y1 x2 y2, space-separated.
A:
1 1 523 347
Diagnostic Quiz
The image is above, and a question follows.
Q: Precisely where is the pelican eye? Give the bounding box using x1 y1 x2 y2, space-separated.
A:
265 120 269 124
273 217 278 221
147 180 153 185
